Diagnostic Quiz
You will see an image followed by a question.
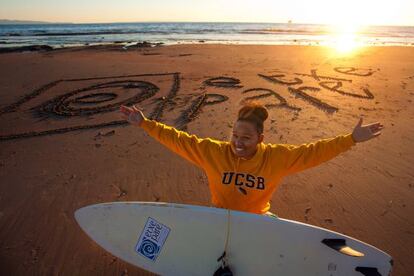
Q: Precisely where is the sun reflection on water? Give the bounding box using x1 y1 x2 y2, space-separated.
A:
328 23 363 55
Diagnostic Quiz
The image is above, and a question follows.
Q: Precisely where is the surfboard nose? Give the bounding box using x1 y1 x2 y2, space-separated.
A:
74 205 93 228
74 206 93 236
74 204 106 235
74 207 85 224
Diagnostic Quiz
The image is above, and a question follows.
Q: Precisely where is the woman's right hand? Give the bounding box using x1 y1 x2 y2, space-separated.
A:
120 105 145 126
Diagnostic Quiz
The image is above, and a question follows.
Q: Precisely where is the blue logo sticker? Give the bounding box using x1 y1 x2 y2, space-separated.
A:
135 217 170 261
137 238 160 260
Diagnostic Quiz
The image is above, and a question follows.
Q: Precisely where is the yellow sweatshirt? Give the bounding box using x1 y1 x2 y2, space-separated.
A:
140 118 356 214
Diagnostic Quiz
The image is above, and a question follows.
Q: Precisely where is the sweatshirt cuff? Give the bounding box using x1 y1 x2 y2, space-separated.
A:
139 117 157 131
345 133 357 147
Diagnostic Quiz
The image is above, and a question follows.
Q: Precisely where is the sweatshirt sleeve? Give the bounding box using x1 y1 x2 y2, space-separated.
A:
274 134 356 175
139 117 219 168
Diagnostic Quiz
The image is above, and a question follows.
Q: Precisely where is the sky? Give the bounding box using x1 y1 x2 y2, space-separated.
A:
0 0 413 26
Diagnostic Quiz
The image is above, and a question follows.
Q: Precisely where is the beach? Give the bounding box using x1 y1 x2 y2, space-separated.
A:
0 44 413 275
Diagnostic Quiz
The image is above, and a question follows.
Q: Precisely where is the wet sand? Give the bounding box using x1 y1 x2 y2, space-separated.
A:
0 44 413 275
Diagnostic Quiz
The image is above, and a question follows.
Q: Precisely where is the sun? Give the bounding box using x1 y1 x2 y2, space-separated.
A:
328 22 363 55
333 32 359 53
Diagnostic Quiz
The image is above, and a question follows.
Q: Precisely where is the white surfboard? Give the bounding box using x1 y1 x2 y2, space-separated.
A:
74 202 392 276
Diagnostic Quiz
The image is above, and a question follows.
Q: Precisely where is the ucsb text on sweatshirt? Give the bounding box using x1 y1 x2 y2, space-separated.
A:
140 118 355 214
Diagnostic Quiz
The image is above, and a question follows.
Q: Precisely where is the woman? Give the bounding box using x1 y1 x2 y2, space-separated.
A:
119 102 383 216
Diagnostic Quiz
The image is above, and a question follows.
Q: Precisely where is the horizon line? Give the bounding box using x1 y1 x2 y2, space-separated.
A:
1 19 413 28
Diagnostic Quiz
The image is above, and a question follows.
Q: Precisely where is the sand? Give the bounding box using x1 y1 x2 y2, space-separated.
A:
0 44 413 275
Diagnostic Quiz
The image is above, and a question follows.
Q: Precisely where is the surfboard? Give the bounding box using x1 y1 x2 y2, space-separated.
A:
74 202 392 276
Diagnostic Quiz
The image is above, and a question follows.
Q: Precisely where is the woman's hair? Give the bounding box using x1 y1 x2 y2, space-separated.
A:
237 102 269 134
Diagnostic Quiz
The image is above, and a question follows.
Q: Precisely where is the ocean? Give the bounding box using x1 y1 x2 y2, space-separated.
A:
0 22 413 48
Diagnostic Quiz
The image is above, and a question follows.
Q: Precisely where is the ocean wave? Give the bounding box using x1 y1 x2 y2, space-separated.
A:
239 29 328 35
0 22 413 47
1 29 233 37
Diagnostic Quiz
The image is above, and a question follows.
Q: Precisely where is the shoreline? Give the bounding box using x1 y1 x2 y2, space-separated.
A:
1 41 414 54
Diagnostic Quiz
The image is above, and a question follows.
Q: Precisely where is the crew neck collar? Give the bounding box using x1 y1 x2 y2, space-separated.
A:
231 142 264 162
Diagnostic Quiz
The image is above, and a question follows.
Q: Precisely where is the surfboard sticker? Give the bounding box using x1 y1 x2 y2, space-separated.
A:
135 217 170 261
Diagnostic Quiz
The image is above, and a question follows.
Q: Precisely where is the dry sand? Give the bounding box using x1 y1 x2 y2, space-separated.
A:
0 44 413 275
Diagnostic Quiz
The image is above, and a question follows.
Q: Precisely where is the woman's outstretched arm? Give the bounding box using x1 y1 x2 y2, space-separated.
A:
273 118 384 175
120 105 219 168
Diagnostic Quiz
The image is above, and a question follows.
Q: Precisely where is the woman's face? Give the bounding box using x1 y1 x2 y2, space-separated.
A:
231 120 264 159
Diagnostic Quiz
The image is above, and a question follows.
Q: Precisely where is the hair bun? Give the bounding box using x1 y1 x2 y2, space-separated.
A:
238 102 268 123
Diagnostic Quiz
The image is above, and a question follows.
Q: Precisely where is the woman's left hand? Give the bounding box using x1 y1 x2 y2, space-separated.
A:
352 118 384 143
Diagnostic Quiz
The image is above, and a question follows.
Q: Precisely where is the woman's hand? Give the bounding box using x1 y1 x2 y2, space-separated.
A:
352 118 384 143
120 105 145 126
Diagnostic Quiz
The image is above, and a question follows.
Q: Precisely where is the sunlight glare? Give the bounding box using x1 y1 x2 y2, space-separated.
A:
328 23 362 55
